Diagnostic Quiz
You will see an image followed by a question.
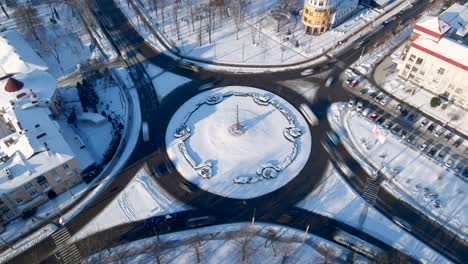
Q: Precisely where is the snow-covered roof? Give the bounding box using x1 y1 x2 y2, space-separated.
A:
0 106 75 194
0 30 48 76
415 16 452 38
77 112 106 124
439 3 468 38
0 69 56 108
372 0 392 7
412 37 468 69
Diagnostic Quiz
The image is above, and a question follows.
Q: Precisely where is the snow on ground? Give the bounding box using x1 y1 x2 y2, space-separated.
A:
165 86 312 199
379 71 468 137
144 63 191 101
296 163 452 264
117 0 407 66
329 103 467 238
0 182 88 244
86 222 368 264
73 166 189 242
0 224 58 263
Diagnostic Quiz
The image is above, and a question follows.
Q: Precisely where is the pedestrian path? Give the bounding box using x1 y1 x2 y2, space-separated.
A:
51 227 81 264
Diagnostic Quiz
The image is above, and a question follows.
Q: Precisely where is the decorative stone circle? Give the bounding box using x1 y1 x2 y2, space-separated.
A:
165 86 313 199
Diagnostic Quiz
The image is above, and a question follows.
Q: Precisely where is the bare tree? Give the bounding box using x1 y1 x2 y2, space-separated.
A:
110 244 131 264
233 225 257 262
172 1 181 40
14 5 42 43
143 238 166 264
264 228 280 256
189 232 204 264
231 0 246 40
277 242 295 264
0 2 9 18
203 4 216 44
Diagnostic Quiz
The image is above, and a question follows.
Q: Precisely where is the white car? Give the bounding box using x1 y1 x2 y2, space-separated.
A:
380 96 391 106
142 121 149 142
300 68 315 76
419 144 427 152
348 98 356 108
325 76 334 87
356 102 364 112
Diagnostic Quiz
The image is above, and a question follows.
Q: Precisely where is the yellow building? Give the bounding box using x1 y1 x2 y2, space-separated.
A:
301 0 335 35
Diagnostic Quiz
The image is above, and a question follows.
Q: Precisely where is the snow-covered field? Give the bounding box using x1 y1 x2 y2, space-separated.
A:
144 63 191 101
165 86 312 199
117 0 407 66
85 222 368 264
296 163 451 264
329 103 467 238
73 166 188 241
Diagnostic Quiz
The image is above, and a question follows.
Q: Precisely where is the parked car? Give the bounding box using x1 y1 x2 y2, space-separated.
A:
383 122 393 130
362 108 371 117
453 138 463 148
463 167 468 178
419 144 427 152
437 147 450 161
376 116 386 126
427 147 437 157
391 125 401 135
380 96 391 106
400 130 408 139
407 113 417 122
420 119 429 127
444 132 453 141
374 92 385 102
368 112 378 121
400 109 409 117
454 162 464 173
349 78 361 88
325 76 334 87
356 101 364 112
406 134 416 145
434 129 445 138
427 124 436 132
348 98 356 108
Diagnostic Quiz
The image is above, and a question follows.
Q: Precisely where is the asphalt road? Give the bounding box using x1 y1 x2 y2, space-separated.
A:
8 0 467 263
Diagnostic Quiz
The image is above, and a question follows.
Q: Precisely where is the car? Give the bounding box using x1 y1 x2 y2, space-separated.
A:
400 109 409 117
376 116 386 126
393 217 412 231
383 122 393 130
445 159 455 168
400 130 408 139
186 216 216 228
300 68 315 76
437 147 450 161
391 125 401 135
453 138 463 148
348 98 356 107
369 91 379 100
345 77 354 85
454 162 464 173
420 119 429 127
427 124 435 132
349 78 361 88
356 101 364 112
419 144 427 152
406 134 416 144
380 96 391 106
463 167 468 178
359 88 369 95
362 108 371 117
142 121 150 142
325 76 334 87
444 132 453 141
434 129 445 138
427 148 437 157
374 92 385 102
368 112 378 121
407 113 417 122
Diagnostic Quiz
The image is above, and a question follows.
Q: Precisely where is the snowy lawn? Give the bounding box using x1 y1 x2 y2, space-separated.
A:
144 63 191 101
165 86 312 199
73 166 189 242
117 0 400 65
85 222 367 264
330 103 467 238
296 163 451 264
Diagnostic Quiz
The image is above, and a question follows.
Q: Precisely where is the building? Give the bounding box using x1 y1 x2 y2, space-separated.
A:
301 0 359 34
396 3 468 109
0 31 88 227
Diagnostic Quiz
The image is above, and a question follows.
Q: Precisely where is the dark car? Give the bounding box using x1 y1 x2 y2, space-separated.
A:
463 167 468 178
407 113 417 122
383 122 393 130
444 132 454 141
453 138 463 148
400 109 409 117
427 124 436 132
427 147 438 157
391 125 401 135
406 134 416 144
376 116 386 125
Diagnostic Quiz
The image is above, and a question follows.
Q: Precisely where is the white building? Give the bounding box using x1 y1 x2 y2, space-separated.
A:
397 3 468 109
0 31 94 226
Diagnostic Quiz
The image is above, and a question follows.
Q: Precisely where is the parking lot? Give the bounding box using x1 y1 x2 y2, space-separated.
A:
342 70 468 182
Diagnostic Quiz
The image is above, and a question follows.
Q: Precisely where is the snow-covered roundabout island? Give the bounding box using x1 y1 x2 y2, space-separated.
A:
165 86 312 199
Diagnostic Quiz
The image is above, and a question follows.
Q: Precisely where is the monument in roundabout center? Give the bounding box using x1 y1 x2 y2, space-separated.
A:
165 86 312 199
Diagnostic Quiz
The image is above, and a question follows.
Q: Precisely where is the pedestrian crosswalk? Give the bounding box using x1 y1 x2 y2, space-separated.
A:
362 177 380 205
51 227 81 264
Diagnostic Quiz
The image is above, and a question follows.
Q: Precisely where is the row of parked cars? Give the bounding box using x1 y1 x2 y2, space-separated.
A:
347 98 468 180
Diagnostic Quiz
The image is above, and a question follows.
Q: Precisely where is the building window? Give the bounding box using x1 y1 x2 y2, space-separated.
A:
448 84 455 90
416 58 423 65
24 183 34 190
433 77 441 83
409 55 416 62
16 198 23 204
63 164 69 170
411 67 418 72
438 68 445 75
303 17 307 22
29 189 39 197
55 176 62 183
455 88 463 94
419 70 425 76
409 74 415 79
405 64 411 69
51 169 58 176
305 9 309 14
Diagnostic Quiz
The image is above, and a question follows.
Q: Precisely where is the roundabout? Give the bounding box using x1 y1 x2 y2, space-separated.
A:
165 86 312 199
